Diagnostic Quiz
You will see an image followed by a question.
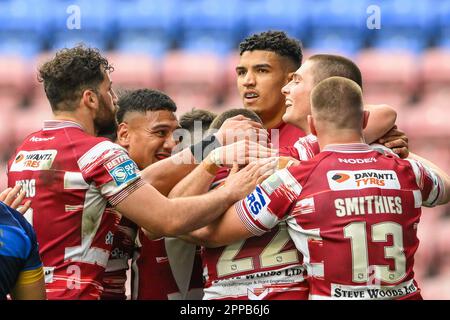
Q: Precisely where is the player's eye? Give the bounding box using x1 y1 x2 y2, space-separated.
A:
257 68 269 73
236 69 246 76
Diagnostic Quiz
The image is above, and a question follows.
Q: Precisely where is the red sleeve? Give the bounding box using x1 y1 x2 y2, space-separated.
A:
406 158 445 207
235 167 303 236
77 140 144 206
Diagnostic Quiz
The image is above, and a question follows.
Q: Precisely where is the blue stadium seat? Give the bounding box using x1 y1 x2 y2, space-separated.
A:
437 1 450 47
371 30 429 53
0 0 49 33
114 0 179 54
307 30 365 56
115 32 172 57
368 0 437 52
307 0 369 52
50 32 109 52
47 0 115 50
242 0 310 42
374 0 437 31
179 32 237 55
178 0 242 54
309 0 369 29
0 34 43 57
0 0 49 55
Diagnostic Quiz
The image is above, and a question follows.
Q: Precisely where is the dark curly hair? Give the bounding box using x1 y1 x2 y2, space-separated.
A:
38 44 113 112
116 89 177 124
239 30 303 70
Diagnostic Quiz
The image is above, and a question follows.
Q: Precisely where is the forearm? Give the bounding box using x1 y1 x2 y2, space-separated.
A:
166 188 236 237
168 161 217 198
141 148 197 196
363 104 397 143
408 152 450 204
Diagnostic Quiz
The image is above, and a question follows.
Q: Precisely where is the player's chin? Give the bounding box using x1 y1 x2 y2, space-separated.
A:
282 111 291 124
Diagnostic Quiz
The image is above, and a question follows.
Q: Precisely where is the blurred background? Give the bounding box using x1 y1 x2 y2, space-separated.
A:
0 0 449 299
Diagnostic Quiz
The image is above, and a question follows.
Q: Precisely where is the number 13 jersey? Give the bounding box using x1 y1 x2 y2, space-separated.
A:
236 143 444 300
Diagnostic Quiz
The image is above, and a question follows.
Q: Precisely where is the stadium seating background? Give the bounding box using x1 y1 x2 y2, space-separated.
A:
0 0 449 299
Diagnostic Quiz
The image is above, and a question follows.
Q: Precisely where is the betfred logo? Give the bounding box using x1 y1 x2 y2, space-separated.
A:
327 170 400 191
332 173 350 183
10 150 57 172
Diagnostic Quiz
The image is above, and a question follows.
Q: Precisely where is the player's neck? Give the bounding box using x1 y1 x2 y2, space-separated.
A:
262 108 286 130
316 130 365 151
53 111 95 136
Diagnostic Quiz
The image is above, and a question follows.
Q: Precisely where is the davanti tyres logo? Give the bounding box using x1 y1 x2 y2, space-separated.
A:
332 173 350 183
14 153 25 163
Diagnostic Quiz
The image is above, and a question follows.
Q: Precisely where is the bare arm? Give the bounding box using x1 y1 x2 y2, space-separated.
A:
116 160 274 237
179 204 254 248
408 152 450 205
169 140 276 198
168 159 216 198
363 104 397 143
141 148 197 196
141 116 266 196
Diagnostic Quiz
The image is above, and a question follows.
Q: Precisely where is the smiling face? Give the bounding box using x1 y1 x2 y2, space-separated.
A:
117 110 179 170
281 59 318 131
236 50 293 128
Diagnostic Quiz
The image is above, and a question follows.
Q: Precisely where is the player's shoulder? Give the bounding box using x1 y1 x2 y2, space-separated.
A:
73 133 124 159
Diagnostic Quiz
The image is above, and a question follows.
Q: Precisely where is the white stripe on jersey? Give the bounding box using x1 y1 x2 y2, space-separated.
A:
64 171 89 189
277 169 302 197
78 140 126 170
64 183 110 267
405 158 444 207
286 217 323 278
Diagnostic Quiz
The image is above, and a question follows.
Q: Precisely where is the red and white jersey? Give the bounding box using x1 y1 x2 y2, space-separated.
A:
236 143 445 300
101 215 137 300
202 123 308 300
7 120 144 300
279 134 320 161
132 231 204 300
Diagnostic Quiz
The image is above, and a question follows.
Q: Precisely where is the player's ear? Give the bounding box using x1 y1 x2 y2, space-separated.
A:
308 115 317 136
362 110 370 130
116 122 130 147
82 89 98 110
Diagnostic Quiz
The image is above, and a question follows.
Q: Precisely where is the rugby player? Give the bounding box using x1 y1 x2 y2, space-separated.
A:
6 45 275 299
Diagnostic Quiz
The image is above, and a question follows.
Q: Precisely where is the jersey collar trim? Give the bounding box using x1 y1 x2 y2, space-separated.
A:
43 120 85 131
323 143 371 153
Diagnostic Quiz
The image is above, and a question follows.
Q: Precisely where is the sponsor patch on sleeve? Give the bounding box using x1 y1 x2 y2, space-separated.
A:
107 159 139 187
243 185 271 217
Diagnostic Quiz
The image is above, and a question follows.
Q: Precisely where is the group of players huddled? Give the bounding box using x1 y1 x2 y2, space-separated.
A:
1 31 449 300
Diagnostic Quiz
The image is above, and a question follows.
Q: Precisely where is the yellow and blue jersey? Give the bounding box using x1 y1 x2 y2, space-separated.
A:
0 202 43 299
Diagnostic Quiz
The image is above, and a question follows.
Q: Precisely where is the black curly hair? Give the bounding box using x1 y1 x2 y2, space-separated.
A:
239 30 303 70
116 89 177 124
38 44 113 112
